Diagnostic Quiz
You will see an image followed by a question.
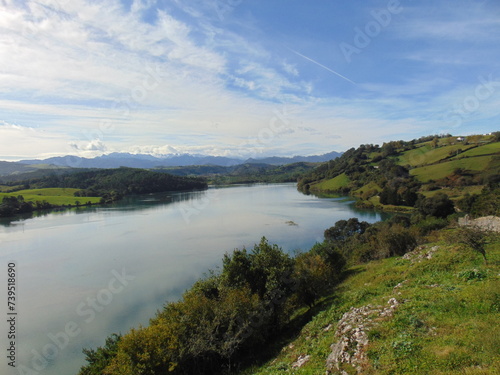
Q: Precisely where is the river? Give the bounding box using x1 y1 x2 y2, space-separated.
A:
0 183 389 374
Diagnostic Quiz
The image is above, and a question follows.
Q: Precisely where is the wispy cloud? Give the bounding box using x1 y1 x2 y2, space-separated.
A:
0 0 498 160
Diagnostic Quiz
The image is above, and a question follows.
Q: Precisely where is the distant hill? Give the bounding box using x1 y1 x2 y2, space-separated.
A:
0 161 36 175
0 161 70 177
298 133 500 211
245 151 342 165
17 151 342 169
153 162 318 184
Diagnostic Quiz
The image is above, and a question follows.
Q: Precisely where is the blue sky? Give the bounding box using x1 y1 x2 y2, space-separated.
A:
0 0 499 160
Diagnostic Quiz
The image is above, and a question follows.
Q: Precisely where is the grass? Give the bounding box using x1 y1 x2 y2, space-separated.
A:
242 231 500 374
449 142 500 159
365 195 414 213
0 188 101 206
398 144 476 167
411 155 495 182
421 186 484 200
0 185 25 192
310 173 350 192
353 181 382 196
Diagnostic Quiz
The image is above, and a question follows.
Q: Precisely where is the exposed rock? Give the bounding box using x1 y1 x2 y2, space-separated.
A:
425 284 441 288
458 215 500 232
393 280 408 291
403 245 439 263
326 298 402 374
292 354 311 369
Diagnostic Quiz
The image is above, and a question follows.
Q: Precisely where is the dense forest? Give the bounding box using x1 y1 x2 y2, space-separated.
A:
23 167 207 195
0 168 207 217
154 162 317 184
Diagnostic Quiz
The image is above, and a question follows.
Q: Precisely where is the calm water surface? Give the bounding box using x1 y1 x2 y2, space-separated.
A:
0 183 389 374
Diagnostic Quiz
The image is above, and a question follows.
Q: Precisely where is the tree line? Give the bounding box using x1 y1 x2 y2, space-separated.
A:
29 167 207 196
0 168 207 217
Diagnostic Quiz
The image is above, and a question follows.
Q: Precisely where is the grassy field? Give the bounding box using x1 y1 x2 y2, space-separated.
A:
0 188 101 206
310 173 350 192
353 181 382 196
243 231 500 374
421 186 484 199
0 185 25 192
411 155 495 182
397 144 476 167
449 142 500 159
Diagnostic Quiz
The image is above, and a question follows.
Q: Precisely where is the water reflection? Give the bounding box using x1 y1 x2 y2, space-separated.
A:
0 183 390 374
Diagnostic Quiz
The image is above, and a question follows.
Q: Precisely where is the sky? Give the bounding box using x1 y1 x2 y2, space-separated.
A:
0 0 499 161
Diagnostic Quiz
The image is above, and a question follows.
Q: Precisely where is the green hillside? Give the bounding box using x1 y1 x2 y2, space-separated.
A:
309 173 350 191
411 155 495 182
396 143 476 167
155 162 318 184
244 230 500 375
298 133 500 212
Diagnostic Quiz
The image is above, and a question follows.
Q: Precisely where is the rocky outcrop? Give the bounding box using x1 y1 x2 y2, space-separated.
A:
458 215 500 232
292 354 311 369
402 245 439 263
325 298 401 374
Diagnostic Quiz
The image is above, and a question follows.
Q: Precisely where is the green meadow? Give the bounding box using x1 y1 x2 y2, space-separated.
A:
397 144 476 167
309 172 350 192
0 188 101 206
411 155 495 182
245 230 500 375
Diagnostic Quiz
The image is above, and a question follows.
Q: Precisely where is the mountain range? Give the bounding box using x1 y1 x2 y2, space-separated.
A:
16 151 342 169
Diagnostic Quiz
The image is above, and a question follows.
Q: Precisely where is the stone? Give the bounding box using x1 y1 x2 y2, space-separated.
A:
292 354 311 369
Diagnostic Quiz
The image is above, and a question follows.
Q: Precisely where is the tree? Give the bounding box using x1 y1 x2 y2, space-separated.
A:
293 253 332 307
416 193 455 218
493 131 500 142
456 226 489 263
380 186 400 205
379 225 417 257
79 334 121 375
324 218 370 244
431 137 439 148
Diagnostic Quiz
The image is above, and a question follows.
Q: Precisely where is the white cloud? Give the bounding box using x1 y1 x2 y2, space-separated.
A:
70 139 108 152
0 0 498 161
282 61 299 77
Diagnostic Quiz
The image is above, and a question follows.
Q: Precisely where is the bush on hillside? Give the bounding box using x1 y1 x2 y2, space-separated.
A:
416 193 455 218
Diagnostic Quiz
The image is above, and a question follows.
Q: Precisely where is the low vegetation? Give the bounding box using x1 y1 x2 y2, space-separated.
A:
245 229 499 374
